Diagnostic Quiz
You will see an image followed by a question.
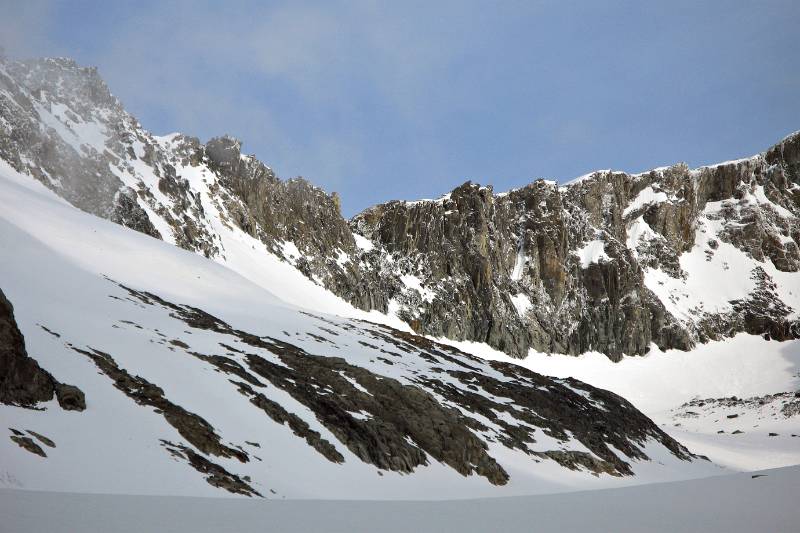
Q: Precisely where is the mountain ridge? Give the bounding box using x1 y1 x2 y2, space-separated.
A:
1 55 798 359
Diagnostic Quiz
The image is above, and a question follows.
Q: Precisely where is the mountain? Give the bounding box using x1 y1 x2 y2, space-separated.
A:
2 57 799 362
1 55 798 497
2 56 799 362
0 160 714 497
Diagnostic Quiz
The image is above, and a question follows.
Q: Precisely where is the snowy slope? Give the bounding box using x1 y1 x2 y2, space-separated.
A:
441 335 800 472
0 161 717 498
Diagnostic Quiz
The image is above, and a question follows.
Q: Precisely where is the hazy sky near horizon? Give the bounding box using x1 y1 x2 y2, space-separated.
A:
1 0 798 216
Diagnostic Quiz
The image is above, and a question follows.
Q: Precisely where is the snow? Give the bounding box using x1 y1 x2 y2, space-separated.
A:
645 211 748 321
751 185 795 219
3 66 800 513
697 155 760 170
510 242 526 280
335 249 350 267
403 192 452 206
626 216 661 254
561 169 612 186
352 233 374 252
623 185 669 216
34 102 110 156
400 274 435 302
573 238 610 268
3 465 798 532
509 293 532 317
136 155 413 333
631 165 672 178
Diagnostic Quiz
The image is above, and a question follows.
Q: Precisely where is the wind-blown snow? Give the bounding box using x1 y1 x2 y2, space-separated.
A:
697 155 760 170
561 169 612 186
751 185 795 219
34 102 110 156
626 217 661 254
400 273 436 302
510 242 526 281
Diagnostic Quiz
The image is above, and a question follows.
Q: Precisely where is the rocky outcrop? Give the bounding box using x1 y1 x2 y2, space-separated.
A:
0 287 86 410
0 59 129 220
10 434 47 457
0 289 57 407
55 383 86 411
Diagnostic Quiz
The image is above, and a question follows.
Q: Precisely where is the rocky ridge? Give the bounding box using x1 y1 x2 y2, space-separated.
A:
1 55 798 360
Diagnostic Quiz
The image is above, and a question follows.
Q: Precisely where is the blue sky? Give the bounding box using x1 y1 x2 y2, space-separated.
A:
2 0 798 216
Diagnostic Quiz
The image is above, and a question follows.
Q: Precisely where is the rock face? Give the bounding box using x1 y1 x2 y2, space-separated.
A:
1 55 799 360
0 288 59 407
0 288 86 411
352 145 800 359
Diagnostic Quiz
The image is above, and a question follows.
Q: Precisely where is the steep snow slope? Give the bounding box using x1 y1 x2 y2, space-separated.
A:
3 465 799 533
0 162 717 498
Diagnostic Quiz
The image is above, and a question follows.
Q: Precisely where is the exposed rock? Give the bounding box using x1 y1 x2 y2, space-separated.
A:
10 435 46 457
160 439 261 497
1 288 88 413
680 391 800 419
26 430 55 448
0 288 56 407
55 383 86 411
352 153 799 359
231 379 345 464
